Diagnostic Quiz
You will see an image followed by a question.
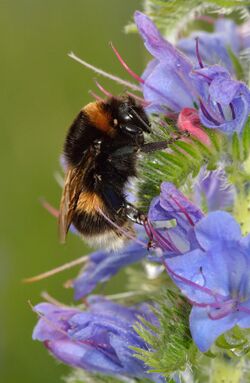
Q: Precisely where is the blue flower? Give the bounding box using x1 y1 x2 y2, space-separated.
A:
73 239 148 299
33 297 165 382
134 10 196 114
134 11 250 134
192 65 250 134
147 182 204 256
165 211 250 352
194 166 236 212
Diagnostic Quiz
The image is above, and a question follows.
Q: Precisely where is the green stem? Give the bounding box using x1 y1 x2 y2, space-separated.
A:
209 357 243 383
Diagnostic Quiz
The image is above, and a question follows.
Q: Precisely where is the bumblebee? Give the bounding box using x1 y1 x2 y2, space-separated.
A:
59 95 178 251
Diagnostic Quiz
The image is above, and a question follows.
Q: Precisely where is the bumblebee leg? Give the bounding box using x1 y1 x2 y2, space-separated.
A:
141 130 190 153
92 139 102 155
124 203 146 225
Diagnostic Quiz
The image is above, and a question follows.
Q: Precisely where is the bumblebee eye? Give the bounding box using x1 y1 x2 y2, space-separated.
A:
123 113 133 121
120 124 143 135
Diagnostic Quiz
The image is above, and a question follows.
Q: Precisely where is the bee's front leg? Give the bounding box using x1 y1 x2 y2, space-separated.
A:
124 202 146 225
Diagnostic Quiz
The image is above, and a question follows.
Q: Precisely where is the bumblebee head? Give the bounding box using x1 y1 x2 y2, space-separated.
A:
113 96 151 137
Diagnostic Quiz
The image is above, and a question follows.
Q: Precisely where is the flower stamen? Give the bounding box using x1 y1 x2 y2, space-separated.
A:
23 255 89 283
230 102 236 119
199 100 221 126
68 51 141 92
40 199 59 218
110 42 145 84
125 91 151 107
94 80 114 98
89 90 104 101
195 37 204 69
170 195 195 226
217 102 225 119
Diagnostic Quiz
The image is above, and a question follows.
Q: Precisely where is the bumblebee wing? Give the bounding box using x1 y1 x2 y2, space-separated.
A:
58 167 81 243
58 151 93 243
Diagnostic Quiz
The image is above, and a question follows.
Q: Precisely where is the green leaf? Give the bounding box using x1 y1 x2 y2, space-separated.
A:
138 130 219 209
126 0 250 37
173 140 202 160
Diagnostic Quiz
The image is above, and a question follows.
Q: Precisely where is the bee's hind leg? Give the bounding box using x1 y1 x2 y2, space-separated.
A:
124 202 146 225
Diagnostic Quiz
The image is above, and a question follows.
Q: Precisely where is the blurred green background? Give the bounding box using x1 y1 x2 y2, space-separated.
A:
0 1 142 382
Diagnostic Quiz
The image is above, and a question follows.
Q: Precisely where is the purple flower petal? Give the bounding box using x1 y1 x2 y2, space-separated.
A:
134 11 192 68
166 249 220 304
215 19 240 54
134 11 196 113
142 62 195 112
160 182 203 231
33 300 165 382
194 211 242 250
164 209 250 351
190 306 237 352
199 95 250 134
194 166 236 211
73 241 147 300
209 75 242 105
238 299 250 328
148 183 203 256
33 303 79 342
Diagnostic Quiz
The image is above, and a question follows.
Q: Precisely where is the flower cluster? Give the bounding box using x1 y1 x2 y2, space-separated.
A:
33 297 165 382
148 182 250 352
134 11 250 134
31 4 250 383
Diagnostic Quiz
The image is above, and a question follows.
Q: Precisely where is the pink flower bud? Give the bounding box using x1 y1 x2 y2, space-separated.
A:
177 108 211 146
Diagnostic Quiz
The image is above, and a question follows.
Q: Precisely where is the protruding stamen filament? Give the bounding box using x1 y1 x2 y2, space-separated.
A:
195 37 204 68
23 255 89 283
126 91 150 107
192 70 212 83
230 102 236 119
41 291 69 307
110 43 181 111
94 80 114 98
110 42 145 84
89 90 104 101
40 199 59 218
149 223 177 252
170 195 195 226
217 102 225 119
68 52 141 92
199 100 220 125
